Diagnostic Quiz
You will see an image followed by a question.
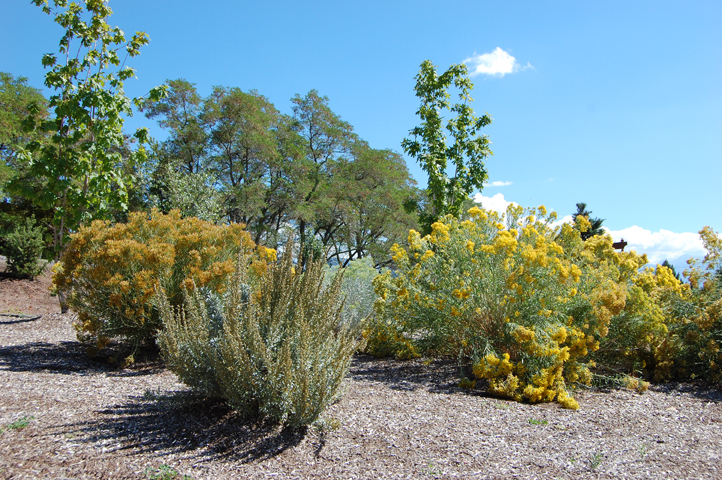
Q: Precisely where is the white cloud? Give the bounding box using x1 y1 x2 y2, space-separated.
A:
603 226 705 269
464 47 532 77
484 180 512 187
473 192 517 216
550 214 574 230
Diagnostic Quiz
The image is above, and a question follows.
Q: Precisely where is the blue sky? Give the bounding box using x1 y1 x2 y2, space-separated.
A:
1 0 720 272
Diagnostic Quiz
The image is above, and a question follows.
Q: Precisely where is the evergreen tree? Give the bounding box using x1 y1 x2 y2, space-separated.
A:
572 202 605 241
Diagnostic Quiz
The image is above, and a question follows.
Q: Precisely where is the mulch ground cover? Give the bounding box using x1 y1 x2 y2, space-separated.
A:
1 264 721 479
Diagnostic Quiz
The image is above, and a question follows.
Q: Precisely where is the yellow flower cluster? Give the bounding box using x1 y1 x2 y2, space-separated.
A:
429 221 451 243
371 204 721 406
54 209 262 348
370 205 626 407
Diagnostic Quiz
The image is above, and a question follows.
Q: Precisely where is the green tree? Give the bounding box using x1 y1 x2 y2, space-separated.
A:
402 60 493 233
142 78 207 175
143 81 293 239
0 72 52 255
11 0 165 258
325 145 419 267
0 72 48 171
572 202 605 240
203 86 280 226
289 90 357 265
143 83 420 263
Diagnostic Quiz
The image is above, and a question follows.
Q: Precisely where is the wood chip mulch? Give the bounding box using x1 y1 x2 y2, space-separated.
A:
1 310 722 479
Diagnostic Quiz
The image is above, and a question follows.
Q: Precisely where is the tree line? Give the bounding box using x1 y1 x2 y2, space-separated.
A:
1 0 500 271
1 72 420 267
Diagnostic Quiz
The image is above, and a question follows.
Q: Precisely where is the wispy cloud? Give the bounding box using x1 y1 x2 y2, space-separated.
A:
473 192 517 216
484 180 512 187
464 47 532 77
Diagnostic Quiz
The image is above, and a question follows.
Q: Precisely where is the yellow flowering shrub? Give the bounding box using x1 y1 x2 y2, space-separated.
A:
369 205 631 408
649 227 722 382
53 209 266 349
374 202 720 405
369 204 709 407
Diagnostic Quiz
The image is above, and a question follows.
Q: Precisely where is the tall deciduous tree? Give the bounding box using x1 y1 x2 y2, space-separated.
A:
290 90 357 264
204 86 280 226
330 146 419 266
0 72 48 167
142 78 207 175
12 0 165 258
0 73 53 256
143 83 420 264
402 60 492 233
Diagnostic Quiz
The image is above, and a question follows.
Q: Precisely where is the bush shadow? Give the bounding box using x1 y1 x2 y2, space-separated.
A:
65 391 308 464
0 341 164 376
650 381 722 403
349 353 486 396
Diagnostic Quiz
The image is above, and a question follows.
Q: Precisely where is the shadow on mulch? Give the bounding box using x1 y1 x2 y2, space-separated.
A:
0 314 42 325
650 381 722 403
66 392 308 465
349 354 722 406
0 341 164 376
348 353 487 396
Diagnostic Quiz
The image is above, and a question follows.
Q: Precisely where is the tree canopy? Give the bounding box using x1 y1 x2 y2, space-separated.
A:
9 0 165 258
142 82 419 266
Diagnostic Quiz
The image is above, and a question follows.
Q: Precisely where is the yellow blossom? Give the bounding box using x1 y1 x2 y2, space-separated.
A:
466 240 475 253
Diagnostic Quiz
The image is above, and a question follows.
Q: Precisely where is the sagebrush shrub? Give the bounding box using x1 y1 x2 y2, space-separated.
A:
2 216 46 279
53 209 268 349
158 240 364 427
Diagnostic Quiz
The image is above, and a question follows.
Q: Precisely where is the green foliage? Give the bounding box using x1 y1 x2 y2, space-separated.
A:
326 146 420 267
144 82 419 264
588 452 604 471
158 240 364 427
11 1 165 258
527 418 548 425
153 166 222 223
0 72 49 196
402 60 492 232
54 209 261 349
650 226 722 382
4 416 34 432
144 465 192 480
2 216 46 279
0 73 53 253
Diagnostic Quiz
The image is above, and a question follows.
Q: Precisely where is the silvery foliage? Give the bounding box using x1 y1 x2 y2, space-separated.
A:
325 257 380 328
153 169 223 224
169 284 248 396
203 284 250 346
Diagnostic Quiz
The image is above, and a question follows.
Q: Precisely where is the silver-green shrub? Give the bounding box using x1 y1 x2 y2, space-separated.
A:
325 257 379 328
158 243 364 427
